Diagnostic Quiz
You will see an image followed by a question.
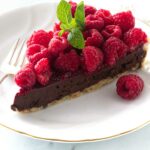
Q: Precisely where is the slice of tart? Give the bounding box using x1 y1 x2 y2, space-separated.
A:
11 0 148 112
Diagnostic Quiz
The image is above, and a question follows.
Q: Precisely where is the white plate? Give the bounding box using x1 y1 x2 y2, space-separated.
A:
0 2 150 143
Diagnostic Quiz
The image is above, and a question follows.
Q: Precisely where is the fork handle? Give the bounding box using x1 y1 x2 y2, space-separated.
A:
0 71 8 83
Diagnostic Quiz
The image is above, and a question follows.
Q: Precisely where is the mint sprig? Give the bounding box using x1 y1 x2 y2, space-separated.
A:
68 28 85 49
57 0 72 24
57 0 85 49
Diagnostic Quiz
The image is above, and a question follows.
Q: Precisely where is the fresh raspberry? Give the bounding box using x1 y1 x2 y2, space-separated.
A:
84 5 97 16
27 30 53 48
26 44 50 64
48 36 68 57
69 1 77 17
82 46 104 73
103 37 128 66
15 65 36 89
55 50 80 72
53 31 72 53
123 28 147 51
83 29 103 47
85 14 104 31
95 9 113 25
113 11 135 32
116 74 144 100
104 49 118 67
53 22 61 32
101 25 122 39
34 58 52 86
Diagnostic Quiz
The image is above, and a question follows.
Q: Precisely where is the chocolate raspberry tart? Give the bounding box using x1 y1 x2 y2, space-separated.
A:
11 0 148 112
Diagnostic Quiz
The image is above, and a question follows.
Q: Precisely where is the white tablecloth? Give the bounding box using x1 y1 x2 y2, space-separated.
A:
0 0 150 149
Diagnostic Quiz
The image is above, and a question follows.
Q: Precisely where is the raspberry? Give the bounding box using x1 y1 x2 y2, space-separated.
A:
116 74 144 100
123 28 147 50
69 1 77 17
48 36 68 57
27 30 53 48
34 58 52 86
83 29 103 47
26 44 50 64
105 49 118 67
113 11 135 32
101 25 122 39
55 50 80 72
85 14 104 31
84 5 97 16
15 65 36 89
103 37 128 66
82 46 104 73
95 9 113 25
53 22 61 32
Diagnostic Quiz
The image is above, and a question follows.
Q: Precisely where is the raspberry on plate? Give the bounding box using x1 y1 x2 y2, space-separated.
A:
85 14 104 31
123 28 147 50
15 65 36 89
103 37 128 66
27 30 53 48
34 58 52 86
48 36 68 57
95 9 113 25
55 50 80 72
84 29 103 47
26 44 50 65
84 5 97 16
82 46 104 73
113 11 135 32
116 74 144 100
101 25 122 39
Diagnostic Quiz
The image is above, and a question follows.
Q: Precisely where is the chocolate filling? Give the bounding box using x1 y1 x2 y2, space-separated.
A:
11 46 146 111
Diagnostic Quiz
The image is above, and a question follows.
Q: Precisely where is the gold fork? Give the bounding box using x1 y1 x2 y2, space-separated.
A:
0 38 27 83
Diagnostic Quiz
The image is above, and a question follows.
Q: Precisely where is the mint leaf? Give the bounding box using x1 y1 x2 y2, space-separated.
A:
58 30 65 36
57 0 72 24
75 1 85 30
61 19 77 31
70 19 77 28
57 0 85 49
68 28 85 49
60 23 70 30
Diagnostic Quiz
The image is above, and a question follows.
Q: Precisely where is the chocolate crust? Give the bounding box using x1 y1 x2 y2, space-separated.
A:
11 46 146 112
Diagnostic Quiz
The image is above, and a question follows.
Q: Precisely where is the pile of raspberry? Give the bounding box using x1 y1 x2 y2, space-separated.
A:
15 1 147 91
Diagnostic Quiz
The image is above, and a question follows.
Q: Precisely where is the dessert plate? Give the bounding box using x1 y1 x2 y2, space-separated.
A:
0 2 150 143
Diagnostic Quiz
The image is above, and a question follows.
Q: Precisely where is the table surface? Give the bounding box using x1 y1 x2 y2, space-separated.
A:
0 0 150 149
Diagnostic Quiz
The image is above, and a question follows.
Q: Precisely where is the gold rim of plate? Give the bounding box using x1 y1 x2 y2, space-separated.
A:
0 120 149 143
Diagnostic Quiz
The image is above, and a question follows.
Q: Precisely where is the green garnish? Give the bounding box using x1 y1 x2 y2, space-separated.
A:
68 28 85 49
57 0 85 49
75 1 85 30
57 0 72 24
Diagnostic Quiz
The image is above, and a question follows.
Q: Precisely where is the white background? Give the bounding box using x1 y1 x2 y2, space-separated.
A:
0 0 150 149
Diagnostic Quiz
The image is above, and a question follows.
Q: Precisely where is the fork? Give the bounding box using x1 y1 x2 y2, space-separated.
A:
0 38 27 83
